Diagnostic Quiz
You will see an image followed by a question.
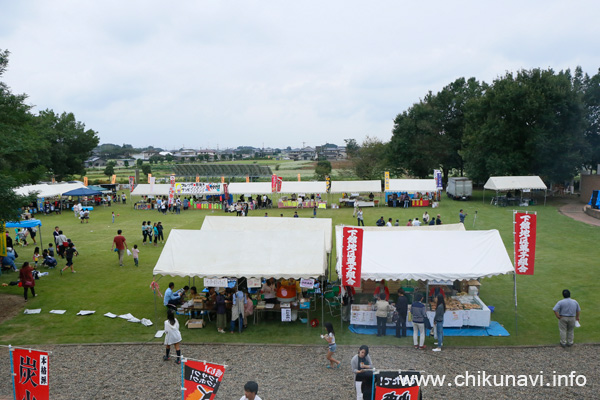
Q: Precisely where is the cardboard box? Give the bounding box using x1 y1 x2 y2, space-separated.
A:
186 319 204 329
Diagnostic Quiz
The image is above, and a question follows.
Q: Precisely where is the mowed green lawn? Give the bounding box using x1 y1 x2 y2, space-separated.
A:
0 191 597 347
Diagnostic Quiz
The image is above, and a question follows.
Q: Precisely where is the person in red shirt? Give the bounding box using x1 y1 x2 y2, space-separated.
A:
112 229 128 267
373 280 389 301
19 262 36 302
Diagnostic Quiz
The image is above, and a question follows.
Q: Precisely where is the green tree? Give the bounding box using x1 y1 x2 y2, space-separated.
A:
165 154 174 163
141 164 152 176
104 161 116 177
344 138 359 158
580 68 600 170
33 109 99 180
124 160 129 168
352 136 388 180
463 68 587 183
136 158 143 168
0 49 44 220
315 160 332 180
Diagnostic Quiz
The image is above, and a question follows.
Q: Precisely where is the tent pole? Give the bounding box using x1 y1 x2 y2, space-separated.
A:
512 210 518 335
514 271 518 335
544 189 547 206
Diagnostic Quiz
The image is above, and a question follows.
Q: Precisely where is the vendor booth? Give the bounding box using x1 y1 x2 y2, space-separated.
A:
5 219 44 248
132 183 226 210
335 226 514 329
385 179 438 207
483 176 547 206
277 181 327 208
330 180 382 207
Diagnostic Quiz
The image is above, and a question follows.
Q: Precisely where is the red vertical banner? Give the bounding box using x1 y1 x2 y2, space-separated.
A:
514 212 537 275
271 174 277 193
169 175 176 205
341 227 363 287
223 183 229 202
276 177 282 192
374 371 421 400
11 348 49 400
129 176 135 192
182 360 226 400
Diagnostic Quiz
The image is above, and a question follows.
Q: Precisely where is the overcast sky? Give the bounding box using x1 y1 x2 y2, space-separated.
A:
1 1 599 150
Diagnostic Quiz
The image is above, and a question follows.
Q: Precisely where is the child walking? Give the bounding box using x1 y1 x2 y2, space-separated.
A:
163 309 182 364
112 212 115 223
60 242 78 275
132 244 139 267
321 322 341 368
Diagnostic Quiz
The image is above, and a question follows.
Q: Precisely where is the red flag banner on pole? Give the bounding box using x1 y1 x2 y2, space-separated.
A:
374 370 421 400
271 174 277 193
129 176 135 192
341 226 363 287
514 212 537 275
182 359 226 400
10 347 50 400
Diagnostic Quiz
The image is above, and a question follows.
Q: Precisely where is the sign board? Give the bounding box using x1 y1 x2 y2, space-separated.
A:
384 171 390 191
341 227 363 287
0 222 7 257
281 308 292 322
203 278 229 288
11 347 49 400
300 278 315 289
182 359 225 400
247 278 262 288
374 370 421 400
175 182 223 195
434 169 443 190
514 212 537 275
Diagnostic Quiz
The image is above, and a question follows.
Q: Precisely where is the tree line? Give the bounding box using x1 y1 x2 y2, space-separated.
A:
1 49 99 220
348 67 600 185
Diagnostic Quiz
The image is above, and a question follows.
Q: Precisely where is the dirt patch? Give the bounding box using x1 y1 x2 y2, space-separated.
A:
0 294 24 324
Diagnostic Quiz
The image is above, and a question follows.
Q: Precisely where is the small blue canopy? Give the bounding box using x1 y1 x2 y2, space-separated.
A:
5 219 42 228
62 187 103 196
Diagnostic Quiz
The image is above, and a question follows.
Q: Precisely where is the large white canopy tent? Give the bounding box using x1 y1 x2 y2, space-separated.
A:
335 227 513 282
280 181 327 194
130 184 171 196
483 176 547 205
330 180 381 194
387 179 437 193
227 182 272 195
14 182 86 198
153 229 327 279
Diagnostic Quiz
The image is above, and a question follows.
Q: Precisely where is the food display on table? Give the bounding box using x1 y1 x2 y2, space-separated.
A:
430 295 482 311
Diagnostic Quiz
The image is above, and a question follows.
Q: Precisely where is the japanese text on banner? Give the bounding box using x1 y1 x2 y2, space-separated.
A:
183 360 226 400
514 212 537 275
341 227 363 287
11 348 49 400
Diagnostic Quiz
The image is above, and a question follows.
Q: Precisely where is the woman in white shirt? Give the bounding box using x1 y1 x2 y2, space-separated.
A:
163 309 182 364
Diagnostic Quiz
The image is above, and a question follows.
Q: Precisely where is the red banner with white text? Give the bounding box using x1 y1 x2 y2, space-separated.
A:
374 370 421 400
341 227 363 287
514 212 537 275
11 348 49 400
183 359 226 400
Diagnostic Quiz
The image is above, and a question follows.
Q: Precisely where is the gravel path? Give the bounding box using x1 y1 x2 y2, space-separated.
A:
0 342 596 399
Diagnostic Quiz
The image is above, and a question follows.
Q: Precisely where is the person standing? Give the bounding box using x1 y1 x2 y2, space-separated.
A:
375 293 390 337
216 290 227 333
459 209 467 224
432 294 445 352
153 223 159 247
19 262 36 302
342 285 355 322
351 345 374 400
132 244 140 267
357 208 364 226
141 221 147 245
112 229 128 267
412 294 427 349
163 309 182 364
553 289 581 348
157 222 165 243
230 286 246 333
395 289 409 338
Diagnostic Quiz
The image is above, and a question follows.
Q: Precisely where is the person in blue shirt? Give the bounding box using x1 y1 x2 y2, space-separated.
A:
1 248 17 272
164 282 182 308
230 286 247 333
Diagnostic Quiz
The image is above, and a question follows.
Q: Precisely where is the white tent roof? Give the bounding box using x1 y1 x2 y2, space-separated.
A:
228 182 272 195
335 226 513 281
131 184 171 196
280 181 327 194
202 215 333 253
484 176 547 191
330 180 382 194
387 179 437 192
350 223 466 232
153 229 327 279
14 182 86 198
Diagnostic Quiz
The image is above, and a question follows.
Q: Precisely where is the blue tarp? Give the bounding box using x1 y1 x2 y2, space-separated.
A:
349 321 510 337
62 187 103 196
5 219 42 228
588 190 599 208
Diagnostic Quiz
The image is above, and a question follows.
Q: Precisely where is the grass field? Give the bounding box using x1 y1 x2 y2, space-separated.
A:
0 190 597 347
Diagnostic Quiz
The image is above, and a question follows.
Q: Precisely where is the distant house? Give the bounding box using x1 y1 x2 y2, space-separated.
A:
288 147 316 161
113 158 135 167
131 151 160 161
85 156 107 168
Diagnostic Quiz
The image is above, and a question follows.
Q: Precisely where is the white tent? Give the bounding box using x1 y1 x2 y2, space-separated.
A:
483 176 547 205
330 180 381 194
15 182 86 198
201 216 333 253
280 181 327 194
131 184 171 196
153 229 327 279
387 179 437 193
484 176 547 191
335 226 513 281
228 182 272 195
354 223 466 232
